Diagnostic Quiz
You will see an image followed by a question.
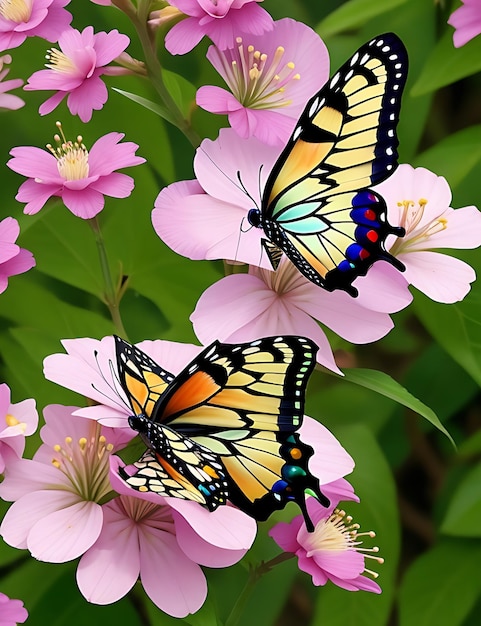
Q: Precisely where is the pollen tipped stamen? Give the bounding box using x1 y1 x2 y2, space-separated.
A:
45 48 76 74
0 0 32 23
46 122 90 181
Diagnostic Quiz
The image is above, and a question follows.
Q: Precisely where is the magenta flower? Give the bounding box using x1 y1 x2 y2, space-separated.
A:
0 54 24 110
448 0 481 47
0 404 129 562
0 217 35 293
25 26 129 122
0 0 72 52
190 257 403 373
163 0 273 55
270 497 383 593
0 592 27 626
0 383 37 473
197 18 328 146
375 164 481 303
8 124 145 219
77 460 256 617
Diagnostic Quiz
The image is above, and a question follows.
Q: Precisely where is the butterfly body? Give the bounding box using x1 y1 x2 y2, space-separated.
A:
248 33 408 297
116 335 327 531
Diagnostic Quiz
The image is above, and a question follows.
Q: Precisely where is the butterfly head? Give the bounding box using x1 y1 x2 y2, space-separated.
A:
128 413 149 434
247 208 262 228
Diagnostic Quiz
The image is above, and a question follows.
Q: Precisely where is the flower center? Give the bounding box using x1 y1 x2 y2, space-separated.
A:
45 48 77 74
215 37 300 109
304 509 384 579
117 495 175 532
390 198 448 255
4 413 26 432
51 421 114 502
0 0 32 23
47 121 89 181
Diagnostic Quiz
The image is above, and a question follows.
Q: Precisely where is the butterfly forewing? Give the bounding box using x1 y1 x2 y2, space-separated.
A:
259 33 408 296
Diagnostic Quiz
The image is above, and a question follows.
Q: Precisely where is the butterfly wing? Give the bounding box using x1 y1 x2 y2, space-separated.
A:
259 33 408 296
117 336 327 530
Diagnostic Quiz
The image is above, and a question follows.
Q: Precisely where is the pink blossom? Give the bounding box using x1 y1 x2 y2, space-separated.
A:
0 405 129 562
448 0 481 47
0 383 37 473
269 497 382 593
0 592 27 626
0 217 35 294
8 125 145 219
196 18 328 146
375 164 481 303
164 0 273 55
0 0 72 52
0 54 24 110
77 458 256 617
25 26 129 122
190 257 402 373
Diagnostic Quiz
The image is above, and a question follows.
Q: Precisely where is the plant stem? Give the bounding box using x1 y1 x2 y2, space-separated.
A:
225 553 294 626
88 216 128 338
132 3 201 148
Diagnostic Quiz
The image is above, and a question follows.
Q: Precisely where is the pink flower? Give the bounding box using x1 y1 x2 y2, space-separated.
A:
25 26 129 122
0 384 38 473
0 217 35 294
269 497 383 593
191 257 404 373
43 335 202 427
375 164 481 303
196 18 328 146
0 592 27 626
0 0 72 52
448 0 481 47
0 404 129 562
8 124 145 219
164 0 273 55
0 54 24 110
77 460 256 617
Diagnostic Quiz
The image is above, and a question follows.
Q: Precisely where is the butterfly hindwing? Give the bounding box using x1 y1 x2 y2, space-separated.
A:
253 33 408 296
116 336 327 530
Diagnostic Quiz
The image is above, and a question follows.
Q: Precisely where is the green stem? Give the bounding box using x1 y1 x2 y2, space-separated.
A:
224 553 294 626
132 3 201 148
88 217 128 338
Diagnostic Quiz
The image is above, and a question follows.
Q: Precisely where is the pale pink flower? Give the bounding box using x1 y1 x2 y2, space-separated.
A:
0 217 35 293
77 460 256 617
0 383 37 473
0 592 27 626
375 164 481 303
269 497 383 593
191 257 402 373
8 125 145 219
164 0 273 55
448 0 481 47
0 404 129 562
0 0 72 52
196 18 328 146
0 54 23 110
25 26 129 122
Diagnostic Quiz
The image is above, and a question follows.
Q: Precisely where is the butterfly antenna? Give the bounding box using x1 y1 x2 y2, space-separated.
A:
198 144 250 197
90 350 130 413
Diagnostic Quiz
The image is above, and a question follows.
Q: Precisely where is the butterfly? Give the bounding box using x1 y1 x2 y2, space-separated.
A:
115 334 328 532
247 32 408 297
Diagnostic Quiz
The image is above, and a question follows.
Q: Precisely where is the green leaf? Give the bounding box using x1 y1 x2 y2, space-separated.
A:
413 287 481 389
415 125 481 188
163 69 197 120
112 87 176 125
411 30 481 96
341 368 454 445
312 424 399 626
317 0 409 37
399 539 481 626
440 462 481 537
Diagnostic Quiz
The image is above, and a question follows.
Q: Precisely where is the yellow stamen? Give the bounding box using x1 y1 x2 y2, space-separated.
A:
46 121 89 182
0 0 32 23
45 48 76 74
5 413 19 427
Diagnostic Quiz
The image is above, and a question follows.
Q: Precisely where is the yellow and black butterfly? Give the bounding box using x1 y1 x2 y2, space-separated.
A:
247 33 408 297
115 335 328 531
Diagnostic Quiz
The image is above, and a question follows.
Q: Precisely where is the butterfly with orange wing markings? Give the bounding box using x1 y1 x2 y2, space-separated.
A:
115 335 328 531
247 33 408 297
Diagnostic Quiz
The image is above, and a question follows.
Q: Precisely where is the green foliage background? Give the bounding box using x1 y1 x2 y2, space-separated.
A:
1 1 481 625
